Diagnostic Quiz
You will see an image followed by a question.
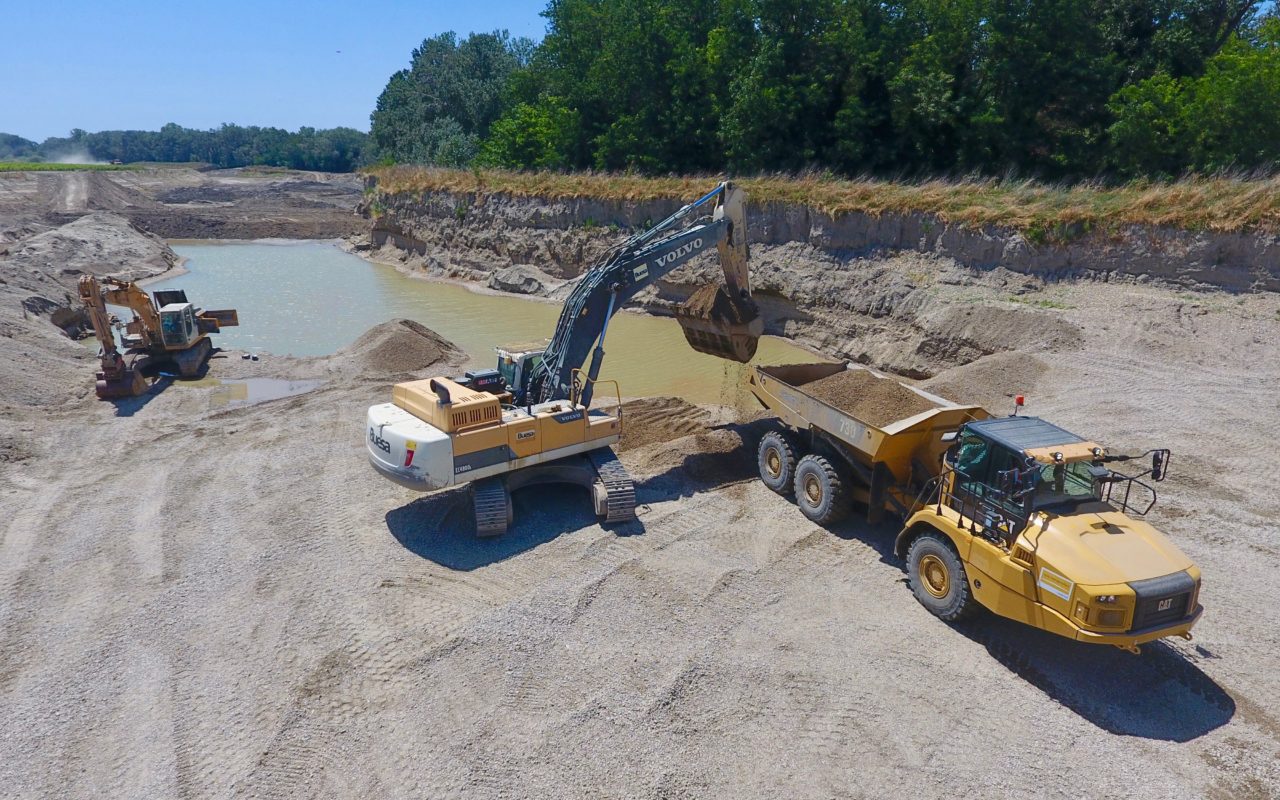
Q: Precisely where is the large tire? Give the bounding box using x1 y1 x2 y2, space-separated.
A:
907 531 978 622
757 430 799 496
792 454 849 525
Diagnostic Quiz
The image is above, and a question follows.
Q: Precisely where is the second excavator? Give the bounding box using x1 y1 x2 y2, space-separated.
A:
366 181 762 535
78 275 239 399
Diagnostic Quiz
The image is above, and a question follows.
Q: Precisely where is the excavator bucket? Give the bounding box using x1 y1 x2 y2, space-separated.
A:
95 368 146 400
673 182 763 363
675 284 764 363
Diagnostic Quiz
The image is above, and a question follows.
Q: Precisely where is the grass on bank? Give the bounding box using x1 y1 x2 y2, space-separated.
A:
365 166 1280 235
0 162 135 172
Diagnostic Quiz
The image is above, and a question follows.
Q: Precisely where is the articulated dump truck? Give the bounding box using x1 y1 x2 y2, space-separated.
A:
748 362 1202 653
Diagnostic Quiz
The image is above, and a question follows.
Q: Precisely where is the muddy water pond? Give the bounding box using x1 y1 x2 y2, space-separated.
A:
164 240 823 405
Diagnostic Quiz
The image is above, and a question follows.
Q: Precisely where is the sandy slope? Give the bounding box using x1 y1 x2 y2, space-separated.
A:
2 280 1279 799
0 169 1278 798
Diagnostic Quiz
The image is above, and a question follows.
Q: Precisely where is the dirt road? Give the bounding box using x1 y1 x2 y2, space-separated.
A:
0 169 1278 798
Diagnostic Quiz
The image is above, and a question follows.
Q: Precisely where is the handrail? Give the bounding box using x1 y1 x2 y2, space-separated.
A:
569 369 623 421
931 465 1025 548
1101 471 1158 516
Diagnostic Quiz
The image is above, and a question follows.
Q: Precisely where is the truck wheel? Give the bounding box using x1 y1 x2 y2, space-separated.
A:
793 454 848 525
757 430 799 496
907 532 977 622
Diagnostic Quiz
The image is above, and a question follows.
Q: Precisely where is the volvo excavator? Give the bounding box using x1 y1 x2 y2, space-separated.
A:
366 181 763 535
78 275 239 399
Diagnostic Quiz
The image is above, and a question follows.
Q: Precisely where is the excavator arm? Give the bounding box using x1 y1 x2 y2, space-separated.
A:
522 181 762 406
77 275 146 398
102 277 162 350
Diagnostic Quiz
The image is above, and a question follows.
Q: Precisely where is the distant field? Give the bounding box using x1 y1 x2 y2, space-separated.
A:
367 166 1280 237
0 162 134 172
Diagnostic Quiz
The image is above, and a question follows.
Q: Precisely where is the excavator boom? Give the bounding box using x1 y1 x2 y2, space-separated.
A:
523 181 762 405
77 275 146 399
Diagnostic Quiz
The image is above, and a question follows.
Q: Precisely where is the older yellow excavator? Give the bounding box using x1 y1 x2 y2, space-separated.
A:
78 275 238 399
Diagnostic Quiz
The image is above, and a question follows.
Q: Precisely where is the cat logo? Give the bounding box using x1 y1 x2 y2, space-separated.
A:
1157 597 1173 612
517 430 536 441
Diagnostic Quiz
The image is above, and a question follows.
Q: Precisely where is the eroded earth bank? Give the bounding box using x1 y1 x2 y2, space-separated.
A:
1 168 1278 799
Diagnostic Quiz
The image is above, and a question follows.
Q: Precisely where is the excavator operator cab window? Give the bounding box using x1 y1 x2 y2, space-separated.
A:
159 303 196 348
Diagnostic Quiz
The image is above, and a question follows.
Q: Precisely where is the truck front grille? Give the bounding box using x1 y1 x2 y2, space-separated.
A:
1128 571 1196 631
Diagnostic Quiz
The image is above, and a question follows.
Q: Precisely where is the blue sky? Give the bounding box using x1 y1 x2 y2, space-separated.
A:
0 0 549 141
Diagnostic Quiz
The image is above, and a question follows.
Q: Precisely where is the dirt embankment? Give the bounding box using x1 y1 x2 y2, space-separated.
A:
357 181 1278 379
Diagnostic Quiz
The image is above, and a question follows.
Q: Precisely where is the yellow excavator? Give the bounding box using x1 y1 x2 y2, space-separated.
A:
78 275 239 399
366 181 762 535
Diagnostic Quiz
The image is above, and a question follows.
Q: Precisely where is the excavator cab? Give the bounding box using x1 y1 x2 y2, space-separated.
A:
495 343 547 401
158 303 201 349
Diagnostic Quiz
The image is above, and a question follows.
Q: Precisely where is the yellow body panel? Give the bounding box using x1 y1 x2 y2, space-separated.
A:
506 416 541 458
393 378 500 434
453 422 507 457
587 413 621 441
1028 504 1195 585
537 407 588 451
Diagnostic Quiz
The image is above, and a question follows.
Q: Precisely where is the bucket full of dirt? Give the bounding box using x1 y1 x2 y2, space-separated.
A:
675 284 763 363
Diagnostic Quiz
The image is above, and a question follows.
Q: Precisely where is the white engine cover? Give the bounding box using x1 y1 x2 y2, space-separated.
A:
366 403 454 491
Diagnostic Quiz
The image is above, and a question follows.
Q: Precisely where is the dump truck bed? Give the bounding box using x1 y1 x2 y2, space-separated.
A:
746 362 987 483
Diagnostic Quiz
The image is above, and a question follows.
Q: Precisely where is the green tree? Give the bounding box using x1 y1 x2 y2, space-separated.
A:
369 31 532 164
1108 15 1280 175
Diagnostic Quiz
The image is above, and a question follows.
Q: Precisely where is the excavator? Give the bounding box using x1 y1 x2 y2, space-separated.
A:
78 275 239 399
366 181 763 535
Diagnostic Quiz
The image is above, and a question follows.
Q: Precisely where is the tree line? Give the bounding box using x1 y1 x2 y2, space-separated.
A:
371 0 1278 180
0 124 369 172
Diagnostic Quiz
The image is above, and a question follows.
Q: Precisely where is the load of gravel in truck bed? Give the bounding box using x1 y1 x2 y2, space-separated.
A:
803 368 940 427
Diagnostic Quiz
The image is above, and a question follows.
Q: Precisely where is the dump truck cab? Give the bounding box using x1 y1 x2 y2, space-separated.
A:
896 414 1201 652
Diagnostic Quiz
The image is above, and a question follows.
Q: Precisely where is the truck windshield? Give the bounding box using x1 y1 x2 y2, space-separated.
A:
1032 461 1100 509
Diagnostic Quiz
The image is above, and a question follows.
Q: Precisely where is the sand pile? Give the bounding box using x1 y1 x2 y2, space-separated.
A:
617 397 711 451
922 351 1048 411
804 368 939 426
326 318 464 379
678 283 759 325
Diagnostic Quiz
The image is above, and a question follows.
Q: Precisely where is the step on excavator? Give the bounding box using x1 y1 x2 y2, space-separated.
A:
366 181 763 535
78 275 239 399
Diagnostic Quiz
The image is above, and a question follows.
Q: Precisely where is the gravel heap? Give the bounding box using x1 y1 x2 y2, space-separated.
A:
803 368 939 427
329 318 465 379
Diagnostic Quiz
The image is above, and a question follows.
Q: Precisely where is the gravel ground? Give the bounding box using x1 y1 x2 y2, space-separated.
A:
0 169 1278 798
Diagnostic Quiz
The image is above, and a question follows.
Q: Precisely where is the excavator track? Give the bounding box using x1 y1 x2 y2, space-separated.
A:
588 447 637 523
472 477 512 537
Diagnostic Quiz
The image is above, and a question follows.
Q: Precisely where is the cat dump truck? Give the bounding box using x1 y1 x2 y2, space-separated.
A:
367 182 763 535
747 361 1202 653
